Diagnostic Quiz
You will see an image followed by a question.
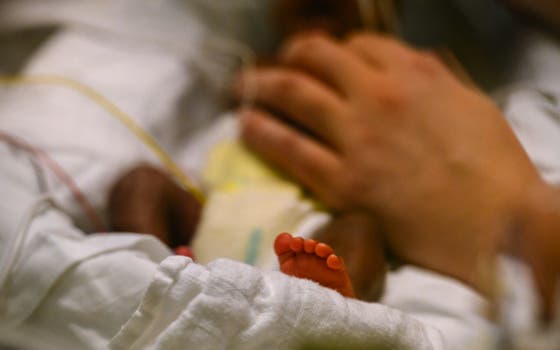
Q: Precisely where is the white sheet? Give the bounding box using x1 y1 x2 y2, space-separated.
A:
495 29 560 186
4 1 560 349
0 145 450 349
0 20 488 350
111 256 445 350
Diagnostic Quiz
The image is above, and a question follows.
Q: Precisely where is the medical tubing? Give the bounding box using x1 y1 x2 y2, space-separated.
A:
0 75 205 204
0 130 106 232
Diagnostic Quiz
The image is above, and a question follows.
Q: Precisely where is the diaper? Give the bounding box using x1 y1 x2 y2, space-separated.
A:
190 123 329 269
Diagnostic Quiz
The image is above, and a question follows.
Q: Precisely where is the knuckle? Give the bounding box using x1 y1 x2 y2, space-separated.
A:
409 51 443 76
288 34 330 59
368 78 408 112
270 72 305 97
347 33 407 58
346 32 372 47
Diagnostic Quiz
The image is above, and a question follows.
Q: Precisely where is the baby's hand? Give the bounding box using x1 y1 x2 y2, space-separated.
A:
108 165 201 249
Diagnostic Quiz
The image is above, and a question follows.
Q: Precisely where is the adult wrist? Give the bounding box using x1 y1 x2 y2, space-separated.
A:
441 178 553 297
505 181 560 319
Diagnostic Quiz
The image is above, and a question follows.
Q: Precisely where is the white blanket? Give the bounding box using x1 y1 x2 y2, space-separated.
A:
0 23 475 348
0 146 450 349
6 1 560 349
496 29 560 186
110 256 443 350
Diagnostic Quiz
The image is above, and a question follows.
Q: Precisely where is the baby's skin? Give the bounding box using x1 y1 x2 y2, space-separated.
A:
274 232 355 298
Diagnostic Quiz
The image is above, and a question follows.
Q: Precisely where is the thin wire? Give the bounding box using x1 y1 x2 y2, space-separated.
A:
201 35 257 111
0 74 206 204
0 2 259 204
0 130 106 232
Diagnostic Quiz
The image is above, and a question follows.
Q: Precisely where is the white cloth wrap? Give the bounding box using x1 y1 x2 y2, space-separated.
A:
9 2 560 350
0 20 488 350
0 145 171 347
110 256 444 350
0 145 451 349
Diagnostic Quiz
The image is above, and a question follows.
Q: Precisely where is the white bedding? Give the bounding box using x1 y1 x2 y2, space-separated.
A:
0 23 486 349
2 1 559 349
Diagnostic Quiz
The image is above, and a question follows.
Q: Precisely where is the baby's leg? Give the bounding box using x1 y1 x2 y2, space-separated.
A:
274 232 355 298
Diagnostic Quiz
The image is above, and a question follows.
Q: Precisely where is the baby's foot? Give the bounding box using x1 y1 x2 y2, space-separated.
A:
274 232 355 298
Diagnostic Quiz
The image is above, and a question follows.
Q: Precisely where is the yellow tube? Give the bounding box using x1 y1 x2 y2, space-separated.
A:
0 74 205 203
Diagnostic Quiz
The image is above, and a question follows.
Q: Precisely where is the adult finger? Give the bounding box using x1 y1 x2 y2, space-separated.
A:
280 32 374 95
345 33 416 70
239 68 347 146
240 108 344 207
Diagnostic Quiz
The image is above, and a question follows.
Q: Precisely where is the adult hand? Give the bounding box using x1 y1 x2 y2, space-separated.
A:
238 32 546 292
515 187 560 320
108 165 201 248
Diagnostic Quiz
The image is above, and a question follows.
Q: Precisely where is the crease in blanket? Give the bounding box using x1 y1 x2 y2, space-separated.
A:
111 257 444 350
0 130 105 231
0 195 52 314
